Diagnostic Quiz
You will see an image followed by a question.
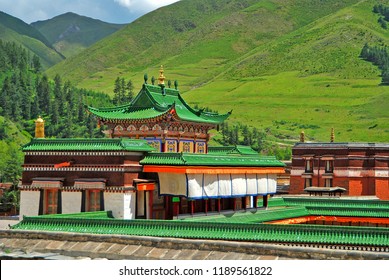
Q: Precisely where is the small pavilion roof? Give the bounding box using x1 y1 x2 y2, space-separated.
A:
22 138 155 152
87 84 231 124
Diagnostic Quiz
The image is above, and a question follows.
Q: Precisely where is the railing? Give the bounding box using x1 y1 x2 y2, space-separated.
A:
12 215 389 247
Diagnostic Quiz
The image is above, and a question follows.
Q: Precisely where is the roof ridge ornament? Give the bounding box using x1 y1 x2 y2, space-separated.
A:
158 65 165 86
330 127 335 143
35 116 45 138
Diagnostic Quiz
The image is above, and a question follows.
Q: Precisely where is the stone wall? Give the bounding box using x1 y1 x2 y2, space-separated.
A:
0 230 388 260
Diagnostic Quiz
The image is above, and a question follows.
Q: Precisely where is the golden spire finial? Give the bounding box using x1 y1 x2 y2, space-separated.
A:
300 131 305 143
158 65 165 85
330 127 335 143
35 116 45 138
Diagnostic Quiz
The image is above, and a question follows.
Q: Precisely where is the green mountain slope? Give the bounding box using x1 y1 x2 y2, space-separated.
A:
47 0 389 143
0 11 51 46
32 12 126 58
48 0 363 88
0 11 63 69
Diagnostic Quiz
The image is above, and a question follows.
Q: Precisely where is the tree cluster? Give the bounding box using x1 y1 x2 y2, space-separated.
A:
219 122 291 160
0 40 113 138
360 43 389 85
112 77 134 105
373 4 389 29
0 40 114 186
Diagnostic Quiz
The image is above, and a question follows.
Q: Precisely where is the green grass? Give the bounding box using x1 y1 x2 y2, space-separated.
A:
183 72 388 142
46 0 389 143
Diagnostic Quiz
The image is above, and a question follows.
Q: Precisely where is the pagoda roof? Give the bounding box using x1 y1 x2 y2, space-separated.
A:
22 138 155 152
140 152 285 167
87 84 231 124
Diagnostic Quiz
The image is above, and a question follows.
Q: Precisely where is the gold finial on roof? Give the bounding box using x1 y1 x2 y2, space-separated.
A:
158 65 165 85
330 127 335 143
300 131 305 143
35 116 45 138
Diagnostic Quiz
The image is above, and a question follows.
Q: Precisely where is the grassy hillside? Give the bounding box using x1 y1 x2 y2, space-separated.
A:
48 0 362 88
0 11 51 47
32 12 126 58
46 0 389 143
0 12 63 69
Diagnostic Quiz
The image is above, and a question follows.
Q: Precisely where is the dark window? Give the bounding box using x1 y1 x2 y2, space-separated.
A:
325 160 333 173
305 159 313 172
325 178 333 187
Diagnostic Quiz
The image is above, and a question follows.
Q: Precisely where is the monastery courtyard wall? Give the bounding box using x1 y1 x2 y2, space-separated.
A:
0 229 388 260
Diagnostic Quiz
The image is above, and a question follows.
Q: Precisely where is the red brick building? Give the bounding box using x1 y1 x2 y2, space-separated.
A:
289 142 389 199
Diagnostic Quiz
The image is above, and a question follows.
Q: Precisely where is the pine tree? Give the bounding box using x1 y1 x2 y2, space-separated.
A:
36 75 51 115
126 79 134 103
54 74 65 115
31 55 41 73
3 143 22 186
360 43 369 58
382 68 389 85
113 77 122 105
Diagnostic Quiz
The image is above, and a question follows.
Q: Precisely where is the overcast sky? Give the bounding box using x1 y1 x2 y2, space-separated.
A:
0 0 181 24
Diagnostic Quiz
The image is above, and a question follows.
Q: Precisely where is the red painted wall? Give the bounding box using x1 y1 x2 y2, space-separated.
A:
376 178 389 200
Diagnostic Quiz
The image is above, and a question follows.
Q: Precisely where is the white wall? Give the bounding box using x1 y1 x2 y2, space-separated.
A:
104 192 136 219
19 190 40 220
61 191 82 214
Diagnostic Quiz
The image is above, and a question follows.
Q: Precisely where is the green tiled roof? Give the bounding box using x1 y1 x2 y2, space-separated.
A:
208 145 259 155
140 152 285 167
283 197 389 210
87 84 231 124
12 213 389 247
22 138 155 152
179 207 310 223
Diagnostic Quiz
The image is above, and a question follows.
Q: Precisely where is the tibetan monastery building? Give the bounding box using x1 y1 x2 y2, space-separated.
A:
19 67 285 219
289 132 389 200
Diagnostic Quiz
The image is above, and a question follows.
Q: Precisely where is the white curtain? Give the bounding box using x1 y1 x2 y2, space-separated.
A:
246 174 258 195
257 175 268 194
218 174 232 197
231 174 247 196
187 174 203 199
203 174 219 198
158 172 186 196
158 172 277 199
267 174 277 194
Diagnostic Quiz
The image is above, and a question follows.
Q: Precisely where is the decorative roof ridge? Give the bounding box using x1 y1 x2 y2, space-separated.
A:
22 138 154 152
143 85 173 111
145 83 179 94
26 138 124 143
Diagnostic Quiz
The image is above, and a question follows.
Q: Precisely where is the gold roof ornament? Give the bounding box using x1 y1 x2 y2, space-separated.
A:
330 127 335 143
158 65 165 86
300 131 305 143
35 116 45 138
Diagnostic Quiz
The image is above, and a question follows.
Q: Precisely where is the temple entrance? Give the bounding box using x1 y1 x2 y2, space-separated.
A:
136 190 150 219
135 182 165 219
